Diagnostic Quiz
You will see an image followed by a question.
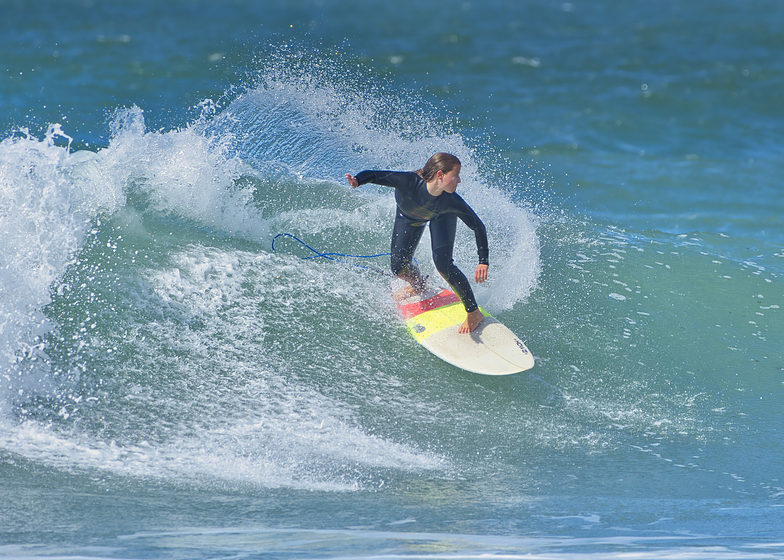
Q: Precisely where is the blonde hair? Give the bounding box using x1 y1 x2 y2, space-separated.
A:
415 153 461 183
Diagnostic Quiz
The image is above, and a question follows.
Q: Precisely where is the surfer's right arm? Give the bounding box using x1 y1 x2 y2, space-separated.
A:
346 170 412 190
345 173 359 188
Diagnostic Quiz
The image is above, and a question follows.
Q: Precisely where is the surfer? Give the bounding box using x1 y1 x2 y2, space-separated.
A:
345 153 488 333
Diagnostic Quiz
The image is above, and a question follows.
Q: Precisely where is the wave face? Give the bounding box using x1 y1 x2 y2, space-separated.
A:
0 66 540 494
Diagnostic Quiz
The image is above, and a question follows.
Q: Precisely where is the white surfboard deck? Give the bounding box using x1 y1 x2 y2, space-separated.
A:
396 286 534 376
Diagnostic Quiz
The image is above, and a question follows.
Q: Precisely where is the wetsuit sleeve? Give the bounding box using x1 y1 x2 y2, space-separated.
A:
450 194 490 266
354 170 413 189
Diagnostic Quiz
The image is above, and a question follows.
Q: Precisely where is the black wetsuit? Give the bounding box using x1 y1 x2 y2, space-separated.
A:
354 170 489 313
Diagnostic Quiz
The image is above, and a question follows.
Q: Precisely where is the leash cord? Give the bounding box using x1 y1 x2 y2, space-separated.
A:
272 233 394 273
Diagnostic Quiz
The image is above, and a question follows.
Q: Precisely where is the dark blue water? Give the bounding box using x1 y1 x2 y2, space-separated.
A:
2 1 783 558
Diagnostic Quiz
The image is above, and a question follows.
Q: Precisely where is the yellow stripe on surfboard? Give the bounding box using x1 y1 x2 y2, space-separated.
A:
406 303 490 343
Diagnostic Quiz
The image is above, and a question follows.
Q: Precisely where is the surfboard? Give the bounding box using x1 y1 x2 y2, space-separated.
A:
396 286 534 375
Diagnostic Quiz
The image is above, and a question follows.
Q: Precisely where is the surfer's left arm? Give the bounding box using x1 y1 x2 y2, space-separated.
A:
474 263 488 284
450 194 490 277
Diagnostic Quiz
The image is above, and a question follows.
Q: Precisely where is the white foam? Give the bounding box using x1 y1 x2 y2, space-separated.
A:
461 181 541 313
0 413 446 492
0 125 124 413
104 106 269 242
1 107 275 411
0 244 449 491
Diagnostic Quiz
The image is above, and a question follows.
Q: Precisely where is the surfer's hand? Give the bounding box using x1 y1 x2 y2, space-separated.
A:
474 264 488 284
345 174 359 188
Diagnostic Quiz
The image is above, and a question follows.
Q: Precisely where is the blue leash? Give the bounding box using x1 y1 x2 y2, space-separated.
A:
271 233 394 273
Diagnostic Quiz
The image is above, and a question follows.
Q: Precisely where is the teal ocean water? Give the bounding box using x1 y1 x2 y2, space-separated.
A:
2 1 783 558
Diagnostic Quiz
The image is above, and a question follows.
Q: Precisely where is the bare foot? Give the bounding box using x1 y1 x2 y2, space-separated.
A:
458 309 485 333
393 284 425 301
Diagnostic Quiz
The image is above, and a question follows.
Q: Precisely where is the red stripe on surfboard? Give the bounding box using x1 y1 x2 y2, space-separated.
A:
398 289 461 319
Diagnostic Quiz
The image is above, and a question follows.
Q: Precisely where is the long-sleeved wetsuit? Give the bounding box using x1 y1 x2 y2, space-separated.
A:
354 170 488 313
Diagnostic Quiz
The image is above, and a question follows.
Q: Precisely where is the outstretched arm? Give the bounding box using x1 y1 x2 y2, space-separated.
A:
346 170 414 191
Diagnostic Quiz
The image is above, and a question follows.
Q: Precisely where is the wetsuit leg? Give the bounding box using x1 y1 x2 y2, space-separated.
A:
390 210 426 290
429 213 479 313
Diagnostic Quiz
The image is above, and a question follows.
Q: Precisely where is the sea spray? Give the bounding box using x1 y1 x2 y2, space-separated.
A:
0 125 124 414
210 70 541 313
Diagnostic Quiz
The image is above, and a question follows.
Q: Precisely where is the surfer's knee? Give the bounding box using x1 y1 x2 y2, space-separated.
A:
432 251 453 277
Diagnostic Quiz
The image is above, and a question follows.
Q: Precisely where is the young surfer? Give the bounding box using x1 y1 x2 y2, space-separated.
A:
345 153 489 333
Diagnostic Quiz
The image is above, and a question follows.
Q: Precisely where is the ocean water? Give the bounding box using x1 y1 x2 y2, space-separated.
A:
1 0 783 558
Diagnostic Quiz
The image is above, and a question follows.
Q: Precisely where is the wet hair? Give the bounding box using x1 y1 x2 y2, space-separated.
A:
415 153 461 183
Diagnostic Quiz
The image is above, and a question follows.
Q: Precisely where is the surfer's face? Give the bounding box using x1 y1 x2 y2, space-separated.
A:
440 166 461 193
